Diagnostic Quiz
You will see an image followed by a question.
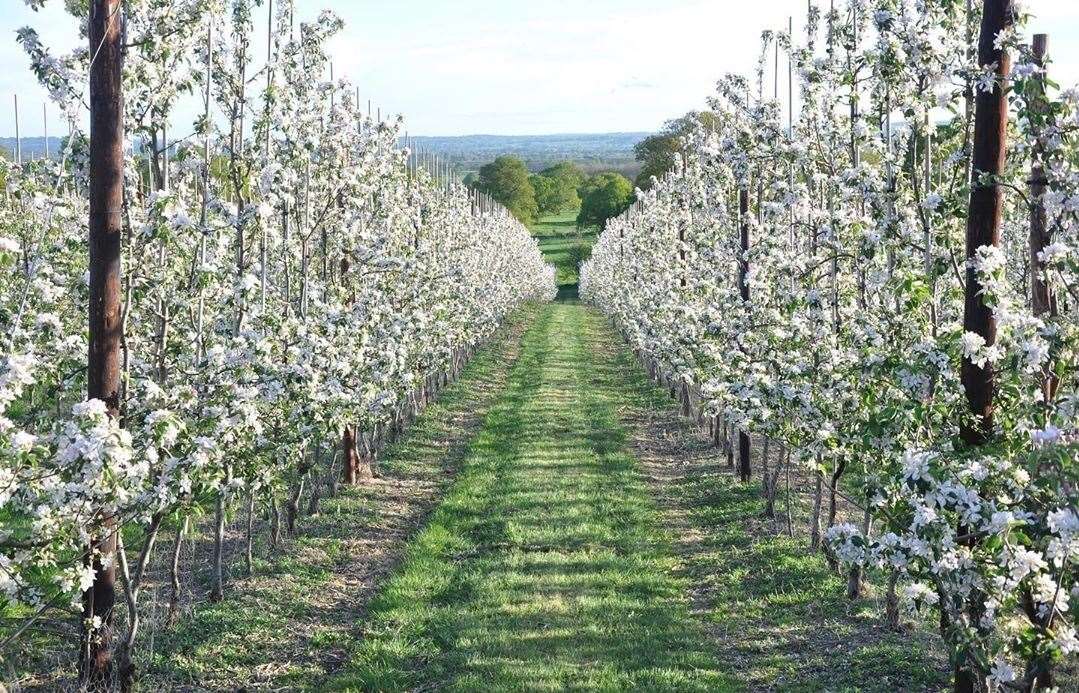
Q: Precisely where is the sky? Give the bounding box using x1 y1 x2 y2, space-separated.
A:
2 0 1079 138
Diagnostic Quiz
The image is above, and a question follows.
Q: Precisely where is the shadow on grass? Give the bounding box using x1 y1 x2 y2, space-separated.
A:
597 315 951 692
327 304 732 692
555 282 579 302
139 308 540 690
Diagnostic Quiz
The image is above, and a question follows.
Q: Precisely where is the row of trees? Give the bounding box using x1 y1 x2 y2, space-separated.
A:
583 0 1076 690
1 0 554 689
466 155 636 228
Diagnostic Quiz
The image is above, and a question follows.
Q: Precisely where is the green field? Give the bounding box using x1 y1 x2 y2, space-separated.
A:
321 303 947 691
529 212 596 301
327 305 734 691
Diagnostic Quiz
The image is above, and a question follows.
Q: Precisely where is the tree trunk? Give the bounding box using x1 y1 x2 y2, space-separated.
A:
885 571 901 630
269 496 281 550
116 516 163 692
827 459 846 528
738 431 751 483
954 3 1013 690
167 516 187 626
847 506 873 599
307 452 324 516
784 448 794 537
810 463 824 550
286 475 306 535
342 426 356 485
82 0 125 685
762 438 774 517
210 494 226 602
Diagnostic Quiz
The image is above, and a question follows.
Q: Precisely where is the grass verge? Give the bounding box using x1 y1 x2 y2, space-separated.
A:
326 304 733 691
135 307 539 690
529 212 595 301
599 315 951 692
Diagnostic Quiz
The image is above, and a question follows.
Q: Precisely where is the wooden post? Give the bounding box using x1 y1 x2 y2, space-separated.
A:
955 5 1013 691
83 0 124 684
1028 34 1057 404
961 0 1012 447
738 187 752 482
1025 19 1058 650
13 95 21 165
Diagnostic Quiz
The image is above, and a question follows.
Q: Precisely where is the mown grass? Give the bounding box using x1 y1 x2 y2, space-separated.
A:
529 212 596 301
135 306 540 690
326 301 950 691
668 475 947 691
601 321 951 690
327 304 733 691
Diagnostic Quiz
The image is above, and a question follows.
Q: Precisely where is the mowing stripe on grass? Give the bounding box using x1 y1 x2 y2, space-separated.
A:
326 304 733 691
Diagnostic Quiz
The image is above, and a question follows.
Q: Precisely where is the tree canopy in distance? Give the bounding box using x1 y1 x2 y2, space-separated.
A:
475 156 539 225
576 172 635 230
466 156 633 229
633 110 716 190
531 161 585 217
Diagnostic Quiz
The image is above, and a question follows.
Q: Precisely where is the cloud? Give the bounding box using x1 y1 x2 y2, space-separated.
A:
618 78 659 90
3 0 1079 137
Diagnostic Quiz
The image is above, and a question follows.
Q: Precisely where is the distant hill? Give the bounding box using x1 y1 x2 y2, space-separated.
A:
0 137 64 161
403 132 649 179
0 132 650 178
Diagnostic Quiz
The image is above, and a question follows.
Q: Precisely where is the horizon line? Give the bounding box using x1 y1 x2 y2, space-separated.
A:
402 130 654 139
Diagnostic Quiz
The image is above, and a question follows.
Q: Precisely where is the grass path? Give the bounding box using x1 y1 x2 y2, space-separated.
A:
140 309 538 689
625 388 950 691
328 304 732 691
135 296 950 691
528 212 594 300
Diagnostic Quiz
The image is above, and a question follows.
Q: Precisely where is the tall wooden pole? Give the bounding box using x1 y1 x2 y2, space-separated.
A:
955 3 1013 692
14 95 21 165
961 0 1012 447
83 0 124 684
1028 34 1057 404
1024 14 1058 642
738 186 752 482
